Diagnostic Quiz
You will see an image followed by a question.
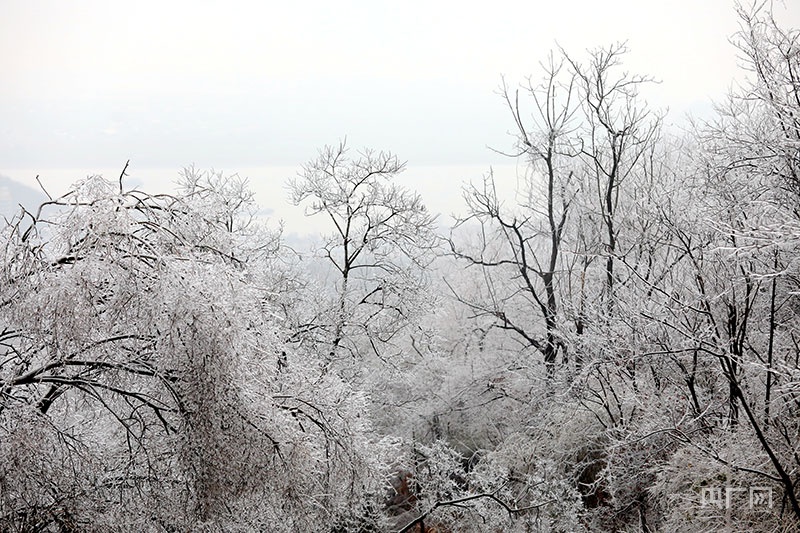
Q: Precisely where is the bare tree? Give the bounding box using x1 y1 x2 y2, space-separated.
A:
288 140 437 366
449 55 580 380
566 43 662 306
730 0 800 201
450 45 660 380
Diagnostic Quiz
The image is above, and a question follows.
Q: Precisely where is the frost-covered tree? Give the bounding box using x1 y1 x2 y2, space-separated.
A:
448 54 580 381
644 4 800 524
288 141 438 371
0 172 389 531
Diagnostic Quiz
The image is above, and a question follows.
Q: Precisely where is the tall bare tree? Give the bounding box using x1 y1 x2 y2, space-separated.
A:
288 141 437 367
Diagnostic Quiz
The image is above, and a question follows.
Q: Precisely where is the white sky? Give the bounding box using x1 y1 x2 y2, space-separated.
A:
2 1 799 232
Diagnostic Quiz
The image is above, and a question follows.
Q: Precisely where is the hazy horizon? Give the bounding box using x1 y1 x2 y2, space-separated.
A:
1 162 529 238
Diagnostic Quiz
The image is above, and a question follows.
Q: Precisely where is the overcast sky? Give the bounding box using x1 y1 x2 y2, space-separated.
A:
2 1 800 229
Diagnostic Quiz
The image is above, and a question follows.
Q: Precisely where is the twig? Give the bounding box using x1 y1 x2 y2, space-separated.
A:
119 160 130 193
35 175 52 201
396 491 554 533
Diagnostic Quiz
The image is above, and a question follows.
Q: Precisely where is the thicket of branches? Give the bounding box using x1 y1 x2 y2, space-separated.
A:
2 3 800 532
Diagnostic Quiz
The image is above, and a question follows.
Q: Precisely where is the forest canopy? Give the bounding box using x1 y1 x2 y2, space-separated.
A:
2 3 800 532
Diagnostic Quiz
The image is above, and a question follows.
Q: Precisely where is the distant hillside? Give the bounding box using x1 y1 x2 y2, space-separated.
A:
0 175 46 221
